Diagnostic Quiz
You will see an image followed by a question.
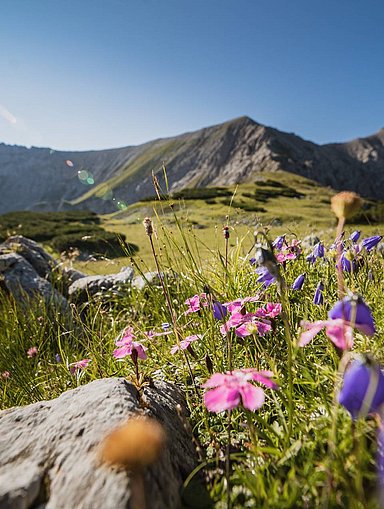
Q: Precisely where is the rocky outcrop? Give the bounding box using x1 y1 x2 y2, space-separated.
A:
0 252 68 311
1 117 384 215
68 266 134 304
0 378 207 509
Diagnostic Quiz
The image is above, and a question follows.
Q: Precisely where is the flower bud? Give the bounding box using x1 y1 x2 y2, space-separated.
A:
331 191 363 220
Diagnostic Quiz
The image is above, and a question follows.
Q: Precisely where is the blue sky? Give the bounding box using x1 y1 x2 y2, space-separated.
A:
1 0 383 150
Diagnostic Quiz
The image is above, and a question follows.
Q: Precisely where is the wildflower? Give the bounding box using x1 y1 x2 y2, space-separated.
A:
328 295 375 336
253 246 279 278
338 356 384 419
338 251 358 273
361 235 382 252
224 295 260 313
313 281 324 305
170 335 202 355
306 242 325 264
1 371 10 379
203 368 278 413
143 217 153 236
70 358 91 375
184 293 209 314
222 225 230 239
100 416 166 470
55 354 62 363
272 235 285 250
331 191 363 220
299 319 354 350
350 230 361 243
113 341 147 360
27 347 38 358
255 266 276 288
212 301 227 320
291 273 306 291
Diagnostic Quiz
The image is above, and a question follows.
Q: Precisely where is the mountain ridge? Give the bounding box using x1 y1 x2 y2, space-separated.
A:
0 116 383 214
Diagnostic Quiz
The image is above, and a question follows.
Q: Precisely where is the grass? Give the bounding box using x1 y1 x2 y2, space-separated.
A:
1 187 384 508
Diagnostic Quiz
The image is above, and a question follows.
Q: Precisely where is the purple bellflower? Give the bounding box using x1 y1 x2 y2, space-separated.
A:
361 235 382 252
291 273 306 291
212 301 228 320
313 281 324 305
328 295 375 336
272 235 286 250
350 230 361 243
256 266 276 288
338 356 384 419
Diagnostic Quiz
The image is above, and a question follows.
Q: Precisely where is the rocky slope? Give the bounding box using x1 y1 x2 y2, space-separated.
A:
1 116 383 214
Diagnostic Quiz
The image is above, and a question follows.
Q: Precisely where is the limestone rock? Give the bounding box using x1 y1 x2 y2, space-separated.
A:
0 252 68 311
0 378 204 509
68 266 134 304
2 235 57 280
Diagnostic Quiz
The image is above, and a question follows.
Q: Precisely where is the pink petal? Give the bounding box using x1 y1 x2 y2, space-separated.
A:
239 384 265 411
325 319 354 350
202 372 232 388
298 320 327 346
265 303 282 318
132 342 147 360
113 345 132 359
170 344 179 355
204 385 241 413
235 323 252 337
256 321 272 336
250 372 279 389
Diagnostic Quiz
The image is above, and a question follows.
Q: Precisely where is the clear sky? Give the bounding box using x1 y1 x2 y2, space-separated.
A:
1 0 383 150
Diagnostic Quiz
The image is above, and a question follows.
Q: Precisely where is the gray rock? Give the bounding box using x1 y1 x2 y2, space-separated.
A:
68 266 134 304
0 378 203 509
301 234 321 250
0 252 69 311
131 271 173 291
2 236 57 280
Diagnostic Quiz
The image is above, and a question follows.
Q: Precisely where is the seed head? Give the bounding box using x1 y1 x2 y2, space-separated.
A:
331 192 363 220
143 217 153 236
100 416 166 471
223 226 230 239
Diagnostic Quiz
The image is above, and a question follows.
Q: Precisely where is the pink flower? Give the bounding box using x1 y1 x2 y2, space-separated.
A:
70 358 91 374
170 335 202 355
113 341 147 360
224 295 260 314
1 371 10 379
299 319 354 350
220 311 272 338
185 293 209 314
257 303 282 318
203 369 278 413
27 347 38 358
115 326 136 346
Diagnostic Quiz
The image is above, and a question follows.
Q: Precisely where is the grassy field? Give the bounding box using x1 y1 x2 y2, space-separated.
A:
79 171 383 273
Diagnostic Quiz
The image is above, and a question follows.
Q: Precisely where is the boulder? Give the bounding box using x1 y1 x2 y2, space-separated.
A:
0 252 69 311
2 235 57 280
68 266 134 304
0 378 207 509
131 271 174 291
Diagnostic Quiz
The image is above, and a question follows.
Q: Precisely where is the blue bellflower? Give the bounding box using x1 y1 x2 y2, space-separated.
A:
328 295 375 336
313 281 324 305
291 273 306 291
272 235 285 250
212 301 228 320
349 230 361 243
338 356 384 420
361 235 382 252
306 242 325 264
256 266 276 288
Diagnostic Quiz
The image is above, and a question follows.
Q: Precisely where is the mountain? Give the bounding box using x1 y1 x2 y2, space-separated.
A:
1 116 384 214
